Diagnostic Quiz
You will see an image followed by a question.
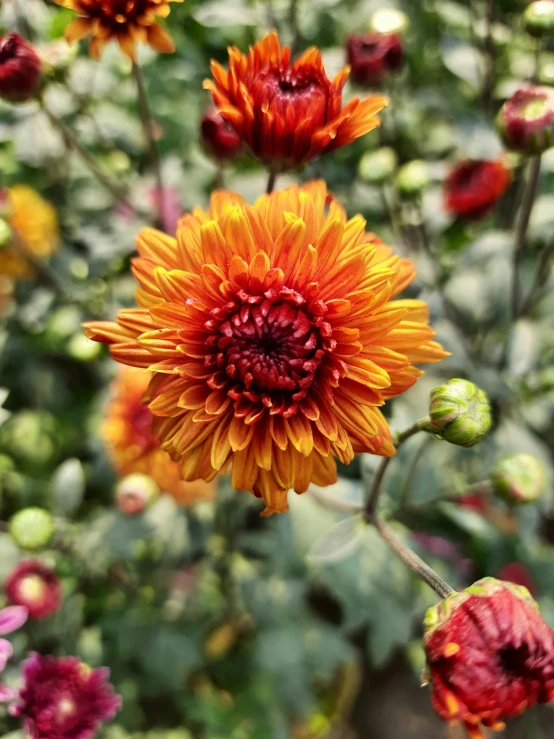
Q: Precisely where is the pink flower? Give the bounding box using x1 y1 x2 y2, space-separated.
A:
0 605 28 702
5 561 62 620
11 653 121 739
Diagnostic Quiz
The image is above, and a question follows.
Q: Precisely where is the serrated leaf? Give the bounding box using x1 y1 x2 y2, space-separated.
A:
306 515 364 565
51 458 85 516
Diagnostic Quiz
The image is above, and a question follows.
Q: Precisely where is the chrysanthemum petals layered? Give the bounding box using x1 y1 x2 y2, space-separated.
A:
204 31 389 169
54 0 183 60
84 181 448 514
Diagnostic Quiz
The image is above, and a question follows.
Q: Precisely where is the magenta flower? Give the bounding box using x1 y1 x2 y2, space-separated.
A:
5 560 62 620
11 653 121 739
0 605 28 701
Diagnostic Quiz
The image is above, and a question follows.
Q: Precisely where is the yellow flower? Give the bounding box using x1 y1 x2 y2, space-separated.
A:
0 185 60 280
54 0 184 60
103 366 216 507
84 181 449 515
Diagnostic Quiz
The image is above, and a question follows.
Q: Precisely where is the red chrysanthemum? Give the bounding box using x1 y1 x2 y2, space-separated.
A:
423 577 554 738
104 366 216 507
346 32 403 87
0 34 41 103
444 159 511 220
201 107 243 162
204 31 389 170
5 561 61 621
83 181 448 515
11 653 121 739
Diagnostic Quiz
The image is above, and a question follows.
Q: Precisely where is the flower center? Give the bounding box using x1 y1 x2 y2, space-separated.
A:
17 575 46 604
209 297 328 403
56 696 77 721
521 96 549 121
259 70 328 127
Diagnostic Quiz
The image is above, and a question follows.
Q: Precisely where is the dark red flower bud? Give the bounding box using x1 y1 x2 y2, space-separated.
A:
5 560 61 620
444 159 511 219
346 33 403 87
0 34 41 103
11 653 121 739
201 107 243 162
497 86 554 155
423 578 554 739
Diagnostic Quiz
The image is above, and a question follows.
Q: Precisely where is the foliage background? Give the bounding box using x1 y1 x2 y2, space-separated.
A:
1 0 554 736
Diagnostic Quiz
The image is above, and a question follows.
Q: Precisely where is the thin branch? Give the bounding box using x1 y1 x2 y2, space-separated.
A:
266 170 277 194
364 418 430 521
40 101 138 212
500 156 542 368
482 0 495 116
371 515 455 599
519 235 554 317
132 61 165 228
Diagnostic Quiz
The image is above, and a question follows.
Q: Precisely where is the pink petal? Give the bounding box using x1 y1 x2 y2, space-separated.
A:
0 606 28 635
0 639 13 671
0 684 18 702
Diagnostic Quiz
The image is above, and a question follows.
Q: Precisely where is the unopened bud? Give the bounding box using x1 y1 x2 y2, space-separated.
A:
395 160 430 198
115 473 159 516
358 147 398 184
0 34 42 103
523 1 554 38
491 453 546 505
497 86 554 155
10 507 55 550
428 379 492 448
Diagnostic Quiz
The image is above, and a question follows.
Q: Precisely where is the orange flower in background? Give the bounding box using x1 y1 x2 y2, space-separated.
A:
204 32 389 171
84 181 448 515
0 185 60 280
54 0 183 60
103 366 215 507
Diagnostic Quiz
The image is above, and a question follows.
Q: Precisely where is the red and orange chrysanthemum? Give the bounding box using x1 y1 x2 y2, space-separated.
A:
54 0 183 60
204 32 388 170
85 181 448 515
103 366 215 507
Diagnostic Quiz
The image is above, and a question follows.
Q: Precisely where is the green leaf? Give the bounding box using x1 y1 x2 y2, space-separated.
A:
441 38 485 89
306 515 365 565
51 458 86 516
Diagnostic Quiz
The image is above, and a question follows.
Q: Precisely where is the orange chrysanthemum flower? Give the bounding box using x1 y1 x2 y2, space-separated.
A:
53 0 183 60
0 185 60 280
84 181 448 515
103 366 215 507
204 32 389 170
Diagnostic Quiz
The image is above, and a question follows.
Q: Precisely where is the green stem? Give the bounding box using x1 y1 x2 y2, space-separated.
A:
397 479 493 514
132 61 165 228
266 170 277 194
363 417 430 521
40 100 137 212
482 0 495 116
501 156 542 368
371 515 455 599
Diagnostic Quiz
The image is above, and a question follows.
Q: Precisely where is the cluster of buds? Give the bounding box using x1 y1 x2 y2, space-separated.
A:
0 34 41 103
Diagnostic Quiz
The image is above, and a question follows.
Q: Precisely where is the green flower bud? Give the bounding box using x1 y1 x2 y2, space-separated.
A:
10 507 55 550
523 1 554 38
67 333 102 363
491 453 546 505
395 160 430 198
358 147 398 185
115 473 159 516
370 8 410 36
428 378 492 448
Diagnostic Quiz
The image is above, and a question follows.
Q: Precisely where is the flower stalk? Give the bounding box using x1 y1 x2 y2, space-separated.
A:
132 60 165 228
266 170 277 194
372 515 455 599
39 99 137 213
